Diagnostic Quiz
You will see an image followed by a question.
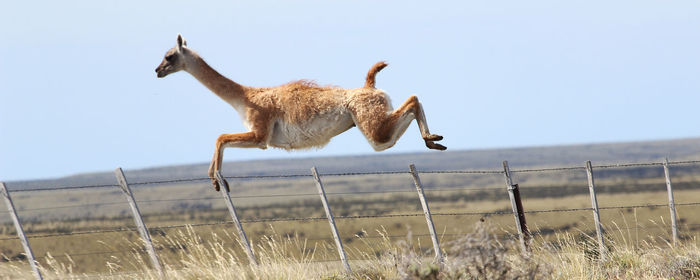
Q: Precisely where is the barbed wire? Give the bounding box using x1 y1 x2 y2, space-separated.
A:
0 212 518 240
0 227 136 241
326 189 412 196
598 203 669 210
2 188 504 214
430 186 504 192
2 200 695 241
320 171 408 177
2 202 698 241
6 159 700 193
524 207 593 214
509 160 700 174
129 177 210 185
511 166 585 173
595 162 664 169
138 187 502 201
135 197 222 204
9 184 119 193
17 201 128 212
676 202 700 207
592 160 700 169
2 185 681 215
229 193 317 199
433 210 511 216
669 160 700 166
2 159 700 250
326 186 503 196
418 170 503 175
305 232 474 242
149 221 234 230
2 201 698 240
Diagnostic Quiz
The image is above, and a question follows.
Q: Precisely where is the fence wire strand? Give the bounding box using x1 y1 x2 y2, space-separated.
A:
2 158 700 276
9 184 119 193
18 201 128 212
6 159 700 193
511 166 585 173
0 227 136 241
3 200 697 242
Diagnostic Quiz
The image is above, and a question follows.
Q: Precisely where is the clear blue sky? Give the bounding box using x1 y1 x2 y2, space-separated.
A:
1 0 699 181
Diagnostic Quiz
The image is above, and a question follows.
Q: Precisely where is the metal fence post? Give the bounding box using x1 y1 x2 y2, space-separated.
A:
585 161 607 261
311 166 352 274
408 164 444 263
0 182 43 280
502 161 529 253
214 171 258 265
114 168 165 279
663 158 679 246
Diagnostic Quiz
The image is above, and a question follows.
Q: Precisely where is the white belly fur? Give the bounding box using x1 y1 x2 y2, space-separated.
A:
268 109 355 150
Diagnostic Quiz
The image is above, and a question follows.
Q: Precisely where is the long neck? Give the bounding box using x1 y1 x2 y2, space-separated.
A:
185 52 247 103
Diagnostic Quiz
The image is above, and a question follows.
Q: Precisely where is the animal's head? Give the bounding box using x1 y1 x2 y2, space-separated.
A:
155 34 189 78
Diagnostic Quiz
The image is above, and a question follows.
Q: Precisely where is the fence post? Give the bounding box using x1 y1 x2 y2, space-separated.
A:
114 168 165 279
408 164 444 263
584 161 606 261
310 166 352 274
502 161 529 253
663 158 679 246
0 182 43 280
214 171 258 265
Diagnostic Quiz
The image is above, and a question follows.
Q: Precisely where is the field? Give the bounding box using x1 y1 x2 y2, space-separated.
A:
2 159 700 279
4 139 700 278
1 217 699 279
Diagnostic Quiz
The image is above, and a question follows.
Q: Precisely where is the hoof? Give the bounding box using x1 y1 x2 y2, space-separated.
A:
211 179 221 192
426 141 447 151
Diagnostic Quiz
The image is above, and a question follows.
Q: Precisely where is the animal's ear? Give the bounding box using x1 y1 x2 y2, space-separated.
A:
176 34 187 51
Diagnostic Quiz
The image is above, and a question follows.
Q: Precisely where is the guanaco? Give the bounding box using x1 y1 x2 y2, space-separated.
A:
156 34 446 191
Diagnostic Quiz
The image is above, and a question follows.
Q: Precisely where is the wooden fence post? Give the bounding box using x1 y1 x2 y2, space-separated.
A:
114 168 165 279
663 158 679 246
502 161 529 253
0 182 43 280
214 171 258 265
585 161 606 261
408 164 444 263
311 166 352 274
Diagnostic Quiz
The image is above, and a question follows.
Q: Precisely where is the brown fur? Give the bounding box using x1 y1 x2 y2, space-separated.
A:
156 35 445 191
364 61 388 88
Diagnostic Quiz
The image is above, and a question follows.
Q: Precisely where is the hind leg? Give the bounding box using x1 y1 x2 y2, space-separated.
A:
409 96 445 148
352 95 446 151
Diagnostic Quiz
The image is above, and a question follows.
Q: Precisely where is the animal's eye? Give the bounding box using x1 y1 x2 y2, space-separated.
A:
165 55 174 61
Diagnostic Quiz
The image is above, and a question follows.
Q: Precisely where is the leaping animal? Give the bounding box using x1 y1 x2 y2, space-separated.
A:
155 34 446 191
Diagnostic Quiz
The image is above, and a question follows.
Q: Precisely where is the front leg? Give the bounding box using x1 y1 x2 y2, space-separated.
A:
208 146 223 191
208 131 269 192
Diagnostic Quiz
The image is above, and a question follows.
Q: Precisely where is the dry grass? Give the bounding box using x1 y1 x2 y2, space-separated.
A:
2 170 700 278
2 188 700 276
2 222 699 280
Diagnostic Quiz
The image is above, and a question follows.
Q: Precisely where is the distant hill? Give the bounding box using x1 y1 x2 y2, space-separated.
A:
6 137 700 191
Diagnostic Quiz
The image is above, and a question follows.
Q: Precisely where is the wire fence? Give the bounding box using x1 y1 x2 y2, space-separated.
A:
2 159 700 278
7 159 700 193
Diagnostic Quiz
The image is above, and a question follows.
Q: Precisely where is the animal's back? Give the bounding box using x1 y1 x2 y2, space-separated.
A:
249 81 392 150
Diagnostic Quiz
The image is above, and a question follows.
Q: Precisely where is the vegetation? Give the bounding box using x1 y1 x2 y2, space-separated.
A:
2 139 700 278
2 221 699 279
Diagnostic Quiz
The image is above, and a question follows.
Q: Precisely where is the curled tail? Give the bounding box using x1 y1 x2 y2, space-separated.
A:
364 61 388 89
